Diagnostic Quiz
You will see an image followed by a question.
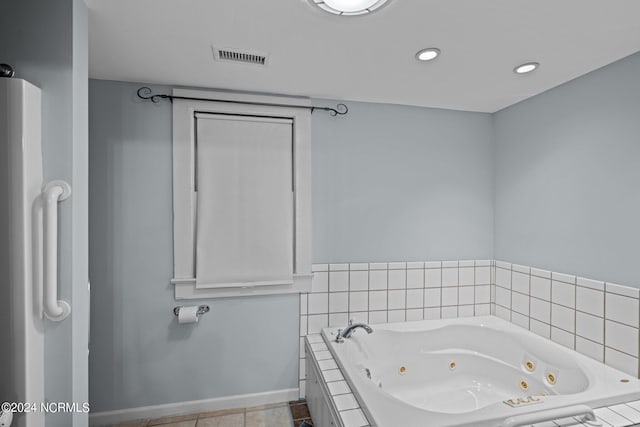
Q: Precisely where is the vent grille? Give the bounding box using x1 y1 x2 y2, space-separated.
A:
214 47 267 65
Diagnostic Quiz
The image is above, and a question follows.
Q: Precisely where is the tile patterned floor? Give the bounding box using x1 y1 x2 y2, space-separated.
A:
115 401 313 427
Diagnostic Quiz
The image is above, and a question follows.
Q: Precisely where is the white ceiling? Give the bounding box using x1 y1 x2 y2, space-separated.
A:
86 0 640 113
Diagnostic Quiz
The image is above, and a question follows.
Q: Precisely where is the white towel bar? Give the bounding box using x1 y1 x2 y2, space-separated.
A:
42 180 71 321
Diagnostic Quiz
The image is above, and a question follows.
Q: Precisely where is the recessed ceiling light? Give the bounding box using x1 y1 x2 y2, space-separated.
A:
514 62 539 74
311 0 390 16
415 48 441 62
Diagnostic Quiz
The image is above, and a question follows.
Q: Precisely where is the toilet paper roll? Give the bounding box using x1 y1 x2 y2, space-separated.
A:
178 306 200 324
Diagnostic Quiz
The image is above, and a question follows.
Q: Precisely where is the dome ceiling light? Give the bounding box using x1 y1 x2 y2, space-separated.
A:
310 0 390 16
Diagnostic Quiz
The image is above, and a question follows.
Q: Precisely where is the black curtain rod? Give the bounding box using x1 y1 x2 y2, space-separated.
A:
136 87 348 116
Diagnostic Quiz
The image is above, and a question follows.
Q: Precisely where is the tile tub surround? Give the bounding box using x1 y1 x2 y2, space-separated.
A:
299 260 640 397
306 332 640 427
299 260 493 397
493 260 640 378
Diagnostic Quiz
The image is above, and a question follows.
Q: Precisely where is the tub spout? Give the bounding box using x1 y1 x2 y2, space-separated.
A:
340 319 373 339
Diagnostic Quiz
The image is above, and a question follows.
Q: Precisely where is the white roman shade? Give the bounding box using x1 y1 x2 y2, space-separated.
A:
195 114 294 288
171 89 312 299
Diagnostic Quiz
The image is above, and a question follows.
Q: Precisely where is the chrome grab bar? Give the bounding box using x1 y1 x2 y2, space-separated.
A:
41 180 71 321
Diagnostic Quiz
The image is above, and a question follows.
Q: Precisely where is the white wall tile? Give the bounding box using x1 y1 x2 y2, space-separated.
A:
388 262 406 270
312 264 329 272
495 286 511 308
608 404 640 424
442 268 458 287
406 268 424 288
511 311 529 329
368 311 387 324
442 260 458 268
605 320 639 356
495 305 510 321
475 304 491 316
530 275 551 301
407 289 424 309
348 311 368 324
369 270 387 290
530 319 550 339
459 260 475 267
349 270 368 291
369 290 387 311
605 293 639 328
424 288 441 307
425 261 441 269
388 289 406 310
333 393 358 411
459 267 474 286
300 315 308 336
349 263 369 271
312 271 328 293
388 309 406 322
576 287 604 317
512 272 530 294
329 271 349 292
329 263 349 271
329 312 348 328
475 266 491 285
551 280 575 308
442 287 458 306
606 283 640 298
458 305 475 318
406 261 424 269
530 298 551 323
530 267 551 278
369 262 387 270
551 326 574 349
552 272 575 284
459 286 474 305
329 292 349 313
605 347 639 377
406 308 423 321
512 263 530 274
425 268 441 288
551 304 575 333
300 294 308 315
577 277 605 291
388 269 406 289
308 314 328 334
423 307 441 320
475 260 491 267
495 260 511 270
495 267 511 289
442 306 458 319
340 408 368 427
327 380 350 396
575 336 604 362
475 285 491 304
308 293 329 314
576 312 604 344
349 291 368 312
512 292 530 316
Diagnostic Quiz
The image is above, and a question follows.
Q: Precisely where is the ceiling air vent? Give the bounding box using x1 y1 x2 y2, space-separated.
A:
212 47 267 66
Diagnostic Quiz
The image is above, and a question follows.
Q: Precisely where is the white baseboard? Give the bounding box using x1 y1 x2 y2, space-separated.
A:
89 388 299 426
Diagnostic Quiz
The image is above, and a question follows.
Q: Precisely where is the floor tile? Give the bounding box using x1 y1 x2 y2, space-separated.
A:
196 413 244 427
289 403 310 420
148 414 198 426
194 408 244 419
245 406 292 427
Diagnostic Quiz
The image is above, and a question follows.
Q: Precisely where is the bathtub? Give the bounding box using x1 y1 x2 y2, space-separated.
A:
320 316 640 427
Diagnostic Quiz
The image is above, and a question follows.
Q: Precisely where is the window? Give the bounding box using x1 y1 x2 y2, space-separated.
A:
171 89 312 299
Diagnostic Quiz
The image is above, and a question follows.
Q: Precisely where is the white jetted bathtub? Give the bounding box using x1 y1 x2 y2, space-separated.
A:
320 316 640 427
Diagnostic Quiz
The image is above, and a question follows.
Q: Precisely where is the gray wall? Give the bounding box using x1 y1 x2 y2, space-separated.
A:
312 101 495 262
88 81 299 412
88 81 494 411
494 51 640 287
0 0 89 426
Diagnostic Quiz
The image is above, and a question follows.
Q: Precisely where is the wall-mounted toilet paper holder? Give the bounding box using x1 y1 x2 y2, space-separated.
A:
173 305 210 317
